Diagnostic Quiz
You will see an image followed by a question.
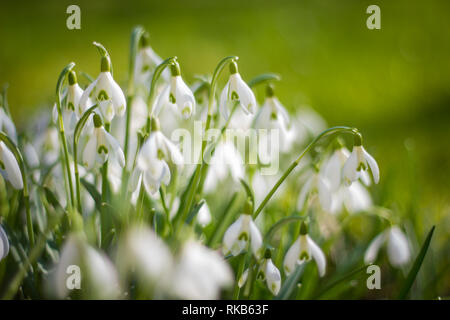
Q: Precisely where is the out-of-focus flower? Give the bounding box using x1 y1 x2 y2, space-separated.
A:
364 226 411 268
52 234 120 299
0 224 9 262
0 141 23 190
223 214 263 258
132 118 182 195
79 56 126 123
204 141 244 193
197 201 212 227
117 226 173 290
219 60 256 120
343 145 379 186
329 181 372 214
0 108 17 143
82 114 125 169
153 61 195 119
297 171 332 212
284 222 326 277
24 142 41 181
171 241 233 299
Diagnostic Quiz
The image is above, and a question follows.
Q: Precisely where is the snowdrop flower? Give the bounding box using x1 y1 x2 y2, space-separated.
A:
134 32 168 88
171 241 233 300
82 114 125 169
0 141 23 189
223 213 263 258
52 234 120 299
364 226 411 268
153 61 195 119
79 56 126 123
52 71 87 134
118 226 173 288
330 181 372 214
219 60 256 120
0 224 9 263
0 108 17 143
297 170 332 212
343 140 380 186
239 250 281 295
132 118 183 195
204 141 244 193
197 201 212 227
284 222 326 277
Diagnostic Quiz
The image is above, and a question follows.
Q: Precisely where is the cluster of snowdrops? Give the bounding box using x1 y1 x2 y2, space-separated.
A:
0 27 412 299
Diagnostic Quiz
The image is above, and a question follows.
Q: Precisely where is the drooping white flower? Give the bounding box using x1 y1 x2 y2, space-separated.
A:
204 141 244 193
219 61 256 120
0 141 23 190
284 223 326 277
197 201 212 227
329 181 372 214
79 56 126 123
223 214 263 258
82 114 125 169
0 224 9 263
52 234 120 299
118 226 173 289
364 226 411 268
240 253 282 295
153 61 195 119
297 171 332 212
171 241 233 300
343 145 380 186
0 108 17 143
52 71 88 134
132 119 183 195
134 33 168 88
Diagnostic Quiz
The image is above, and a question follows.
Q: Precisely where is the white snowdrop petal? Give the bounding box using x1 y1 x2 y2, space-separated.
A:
387 227 410 267
82 134 97 169
265 259 281 295
104 130 125 167
318 176 332 212
342 148 359 185
0 142 23 189
284 237 302 276
0 225 9 261
223 215 244 256
238 268 249 288
249 220 263 258
364 231 387 265
307 236 326 277
363 147 380 184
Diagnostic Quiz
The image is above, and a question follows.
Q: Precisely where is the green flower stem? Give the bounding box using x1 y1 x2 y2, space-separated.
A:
246 73 281 88
159 187 172 236
253 126 363 219
123 26 144 168
176 56 238 230
233 249 250 300
100 122 111 248
0 132 34 247
73 104 99 213
55 62 76 210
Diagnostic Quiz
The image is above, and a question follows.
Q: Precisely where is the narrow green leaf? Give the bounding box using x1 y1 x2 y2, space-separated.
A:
397 225 435 299
81 178 102 212
186 199 205 224
275 263 306 300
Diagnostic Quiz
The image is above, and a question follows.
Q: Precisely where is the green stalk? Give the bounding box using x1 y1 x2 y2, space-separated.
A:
100 122 111 248
73 104 99 213
0 132 34 247
252 126 362 219
55 62 76 209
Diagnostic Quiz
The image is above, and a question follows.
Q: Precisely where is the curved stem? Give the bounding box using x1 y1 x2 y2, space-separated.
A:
56 62 76 210
264 216 305 244
252 126 362 219
93 42 113 75
73 104 99 213
247 73 281 88
0 132 34 247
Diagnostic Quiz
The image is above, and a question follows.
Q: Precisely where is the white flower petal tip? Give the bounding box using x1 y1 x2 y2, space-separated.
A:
222 214 262 258
284 234 326 277
343 145 380 186
220 72 256 120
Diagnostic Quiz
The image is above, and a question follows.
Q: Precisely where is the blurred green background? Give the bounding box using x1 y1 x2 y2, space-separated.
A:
0 0 449 297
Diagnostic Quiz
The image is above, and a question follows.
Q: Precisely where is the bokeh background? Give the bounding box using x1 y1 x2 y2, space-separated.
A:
0 0 449 298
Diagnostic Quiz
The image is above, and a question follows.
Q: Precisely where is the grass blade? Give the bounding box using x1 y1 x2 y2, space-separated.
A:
397 225 435 299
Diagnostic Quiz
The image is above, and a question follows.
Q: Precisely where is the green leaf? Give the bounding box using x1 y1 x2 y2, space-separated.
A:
397 225 435 299
81 178 102 212
275 263 306 300
314 264 367 299
186 199 205 224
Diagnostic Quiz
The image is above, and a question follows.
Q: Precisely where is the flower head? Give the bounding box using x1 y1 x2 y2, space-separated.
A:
219 60 256 120
364 226 411 268
79 56 126 123
223 214 263 258
343 142 379 186
0 141 23 190
0 108 17 143
284 222 326 277
257 251 282 295
154 61 195 119
297 170 332 212
82 114 125 169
